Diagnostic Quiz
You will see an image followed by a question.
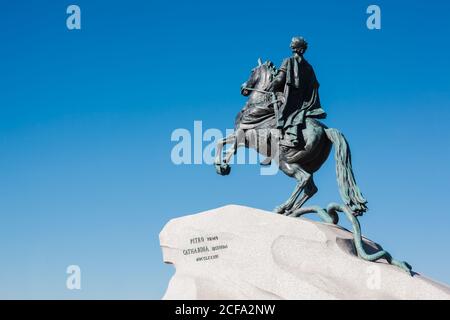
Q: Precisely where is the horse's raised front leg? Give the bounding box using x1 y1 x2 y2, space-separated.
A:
224 138 238 164
214 133 235 176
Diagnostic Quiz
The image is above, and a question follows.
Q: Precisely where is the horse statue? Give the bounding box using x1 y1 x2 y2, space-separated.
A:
214 59 412 274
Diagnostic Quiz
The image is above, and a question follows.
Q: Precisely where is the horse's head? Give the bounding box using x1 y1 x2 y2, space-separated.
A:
241 58 276 98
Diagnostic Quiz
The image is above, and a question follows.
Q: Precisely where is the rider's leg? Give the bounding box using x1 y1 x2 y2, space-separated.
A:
260 129 282 166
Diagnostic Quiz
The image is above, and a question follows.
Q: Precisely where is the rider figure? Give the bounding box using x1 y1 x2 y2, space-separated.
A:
267 37 327 148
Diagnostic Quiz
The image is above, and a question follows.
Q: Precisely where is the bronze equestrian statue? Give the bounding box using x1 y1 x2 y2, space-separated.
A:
214 37 412 274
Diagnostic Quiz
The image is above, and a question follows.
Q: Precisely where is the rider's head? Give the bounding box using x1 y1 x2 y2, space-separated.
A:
290 36 308 55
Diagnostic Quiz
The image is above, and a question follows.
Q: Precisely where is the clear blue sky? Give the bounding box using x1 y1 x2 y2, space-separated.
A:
0 0 449 299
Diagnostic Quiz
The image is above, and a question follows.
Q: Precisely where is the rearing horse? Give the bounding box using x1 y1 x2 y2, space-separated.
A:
214 60 367 216
213 59 412 275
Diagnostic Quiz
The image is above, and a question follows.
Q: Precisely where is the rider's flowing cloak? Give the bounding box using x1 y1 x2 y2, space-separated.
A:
278 56 326 146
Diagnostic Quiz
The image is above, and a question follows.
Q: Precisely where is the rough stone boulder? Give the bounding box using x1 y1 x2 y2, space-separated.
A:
160 205 450 299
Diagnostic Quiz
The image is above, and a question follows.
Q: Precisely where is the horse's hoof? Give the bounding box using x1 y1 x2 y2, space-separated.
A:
273 206 286 214
215 163 231 176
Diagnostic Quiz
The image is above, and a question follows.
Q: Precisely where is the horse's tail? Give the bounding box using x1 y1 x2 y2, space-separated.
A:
325 128 368 215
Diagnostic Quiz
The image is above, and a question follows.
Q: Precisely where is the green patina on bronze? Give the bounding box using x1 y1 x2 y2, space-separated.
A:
289 203 412 275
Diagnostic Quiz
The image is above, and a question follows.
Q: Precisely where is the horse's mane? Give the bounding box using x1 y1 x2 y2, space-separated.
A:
264 60 278 76
256 60 278 89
